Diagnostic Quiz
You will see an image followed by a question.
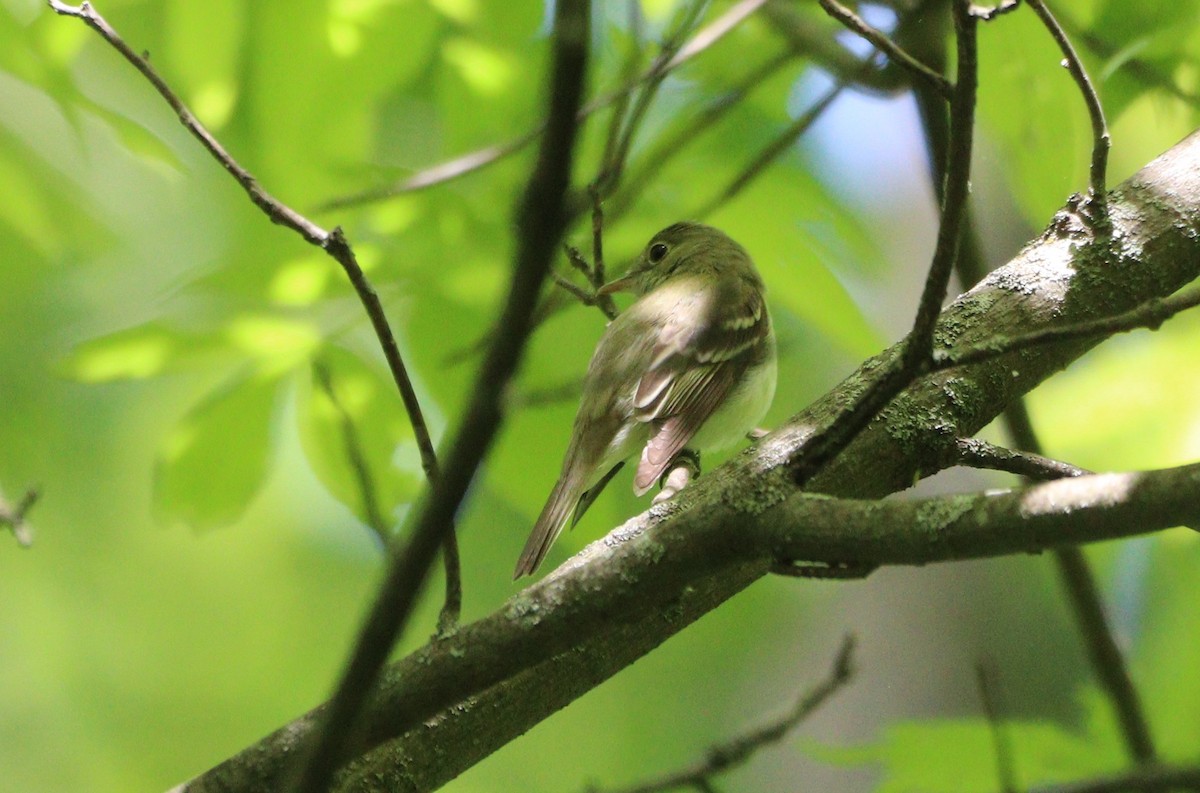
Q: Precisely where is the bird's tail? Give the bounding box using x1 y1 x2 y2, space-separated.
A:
514 474 581 579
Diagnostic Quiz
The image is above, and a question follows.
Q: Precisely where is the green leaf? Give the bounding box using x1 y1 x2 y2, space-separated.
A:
816 717 1118 792
153 372 283 529
296 346 421 533
59 322 235 382
977 8 1090 223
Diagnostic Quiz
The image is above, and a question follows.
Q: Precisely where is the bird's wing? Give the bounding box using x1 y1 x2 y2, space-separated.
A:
631 283 768 494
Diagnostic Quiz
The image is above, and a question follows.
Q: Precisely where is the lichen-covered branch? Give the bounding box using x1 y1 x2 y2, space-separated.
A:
177 128 1200 793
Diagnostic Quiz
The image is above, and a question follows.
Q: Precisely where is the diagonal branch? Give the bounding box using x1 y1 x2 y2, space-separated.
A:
0 488 38 548
934 286 1200 369
288 2 591 790
45 0 464 639
785 2 978 488
818 0 953 98
596 636 856 793
1026 0 1110 207
952 437 1161 768
177 129 1200 793
320 0 768 211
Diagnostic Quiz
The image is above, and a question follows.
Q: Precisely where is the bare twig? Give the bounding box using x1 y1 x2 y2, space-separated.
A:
607 48 798 222
596 0 710 194
556 195 618 321
1056 10 1200 107
1056 546 1159 768
933 287 1200 370
323 0 765 211
910 28 1153 762
0 488 38 548
552 270 618 320
787 3 979 486
1025 0 1110 211
952 436 1161 768
975 660 1018 793
952 437 1088 480
906 3 978 360
317 131 541 211
595 636 856 793
289 2 591 790
313 363 390 547
696 77 847 219
1027 764 1200 793
587 185 608 289
45 0 462 635
818 0 953 98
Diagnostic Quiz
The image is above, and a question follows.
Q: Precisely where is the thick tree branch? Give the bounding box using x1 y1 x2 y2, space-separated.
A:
179 130 1200 793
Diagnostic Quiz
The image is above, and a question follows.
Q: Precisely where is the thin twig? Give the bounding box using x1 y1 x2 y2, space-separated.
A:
762 2 912 95
45 0 462 634
952 436 1161 768
787 3 979 486
1056 547 1159 768
313 362 391 547
552 270 618 320
598 4 647 180
0 488 39 548
587 185 607 289
696 77 847 219
952 437 1088 480
975 660 1018 793
1057 10 1200 107
818 0 953 98
1027 765 1200 793
915 32 1152 755
607 48 798 222
289 2 591 790
988 401 1159 772
906 2 978 361
1026 0 1110 211
933 287 1200 370
595 636 856 793
322 0 765 211
317 131 541 211
596 0 710 195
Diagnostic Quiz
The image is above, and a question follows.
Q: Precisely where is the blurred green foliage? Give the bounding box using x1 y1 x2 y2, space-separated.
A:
1 1 1198 791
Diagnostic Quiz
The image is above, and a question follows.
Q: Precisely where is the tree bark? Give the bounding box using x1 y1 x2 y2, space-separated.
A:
177 130 1200 793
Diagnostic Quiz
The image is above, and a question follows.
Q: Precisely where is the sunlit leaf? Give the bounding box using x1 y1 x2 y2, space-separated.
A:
59 322 234 382
296 345 421 533
153 372 283 529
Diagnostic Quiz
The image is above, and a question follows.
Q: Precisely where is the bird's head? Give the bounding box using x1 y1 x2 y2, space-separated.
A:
598 221 755 297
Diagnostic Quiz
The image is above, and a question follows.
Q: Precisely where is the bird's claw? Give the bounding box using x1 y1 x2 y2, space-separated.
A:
654 449 701 504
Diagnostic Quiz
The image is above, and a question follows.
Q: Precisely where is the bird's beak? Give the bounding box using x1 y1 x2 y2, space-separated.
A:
597 274 635 296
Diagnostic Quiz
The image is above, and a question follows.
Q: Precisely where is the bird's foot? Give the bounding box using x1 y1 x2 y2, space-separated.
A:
654 449 701 504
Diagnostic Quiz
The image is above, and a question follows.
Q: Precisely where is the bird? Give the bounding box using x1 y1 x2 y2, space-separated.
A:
514 221 777 578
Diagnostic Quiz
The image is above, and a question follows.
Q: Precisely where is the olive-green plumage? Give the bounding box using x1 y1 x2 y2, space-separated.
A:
514 222 777 578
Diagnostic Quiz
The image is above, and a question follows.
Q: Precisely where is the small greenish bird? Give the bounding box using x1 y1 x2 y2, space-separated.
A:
514 222 777 578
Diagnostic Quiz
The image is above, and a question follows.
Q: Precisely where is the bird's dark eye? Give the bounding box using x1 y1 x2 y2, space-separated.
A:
648 242 669 263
